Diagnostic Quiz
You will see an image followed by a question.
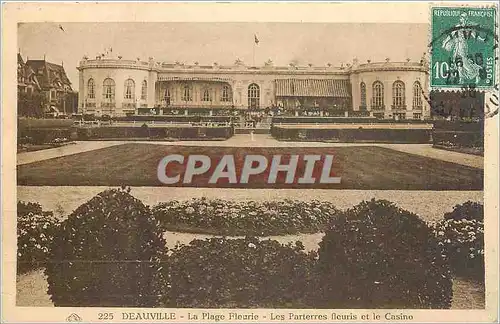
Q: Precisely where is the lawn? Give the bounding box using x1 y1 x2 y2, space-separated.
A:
17 143 483 190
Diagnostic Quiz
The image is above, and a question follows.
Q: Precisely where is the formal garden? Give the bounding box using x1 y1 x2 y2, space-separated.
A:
17 188 485 308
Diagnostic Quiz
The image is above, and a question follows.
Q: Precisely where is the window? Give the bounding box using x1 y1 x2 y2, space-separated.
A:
51 90 56 100
182 84 192 102
392 80 405 108
413 81 423 109
221 85 231 102
202 88 212 102
103 78 115 100
164 88 171 105
413 112 422 119
394 113 406 120
360 82 367 108
124 79 135 100
248 83 260 109
87 78 95 99
141 80 147 100
372 81 384 108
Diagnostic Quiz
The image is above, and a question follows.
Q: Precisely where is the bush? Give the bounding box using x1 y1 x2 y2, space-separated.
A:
166 237 317 308
152 198 339 235
316 199 453 309
444 201 484 222
17 201 60 274
45 188 168 307
435 202 484 280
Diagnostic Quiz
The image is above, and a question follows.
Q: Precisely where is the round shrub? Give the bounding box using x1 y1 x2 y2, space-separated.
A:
45 188 168 307
435 202 484 280
17 201 60 274
316 199 453 309
444 201 484 222
167 237 317 308
152 198 338 236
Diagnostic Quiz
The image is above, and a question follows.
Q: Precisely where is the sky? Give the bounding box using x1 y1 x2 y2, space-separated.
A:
18 22 428 87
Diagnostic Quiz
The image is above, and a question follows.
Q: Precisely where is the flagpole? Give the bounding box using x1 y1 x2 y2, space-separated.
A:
253 42 255 67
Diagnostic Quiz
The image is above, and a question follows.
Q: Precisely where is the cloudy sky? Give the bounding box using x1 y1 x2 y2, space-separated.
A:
18 22 428 86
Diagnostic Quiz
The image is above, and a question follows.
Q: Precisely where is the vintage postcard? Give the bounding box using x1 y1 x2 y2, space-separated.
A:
1 1 499 323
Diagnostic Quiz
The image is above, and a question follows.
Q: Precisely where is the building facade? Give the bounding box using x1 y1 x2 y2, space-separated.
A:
18 54 78 117
77 55 431 119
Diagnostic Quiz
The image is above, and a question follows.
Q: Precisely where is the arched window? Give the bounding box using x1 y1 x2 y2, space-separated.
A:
141 80 147 100
124 79 135 100
164 88 171 105
221 85 231 102
248 83 260 109
202 88 212 102
372 81 384 108
87 78 95 99
182 84 192 102
360 82 366 108
413 81 422 109
102 78 115 100
392 80 405 108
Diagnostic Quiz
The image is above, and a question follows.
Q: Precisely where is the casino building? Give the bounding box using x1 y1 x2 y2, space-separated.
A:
77 54 431 120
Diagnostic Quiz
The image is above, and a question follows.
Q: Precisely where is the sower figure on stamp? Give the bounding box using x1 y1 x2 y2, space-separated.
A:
441 12 486 84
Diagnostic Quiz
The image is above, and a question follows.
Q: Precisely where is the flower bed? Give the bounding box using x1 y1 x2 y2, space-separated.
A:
434 202 484 280
152 198 340 236
19 192 480 308
17 202 60 274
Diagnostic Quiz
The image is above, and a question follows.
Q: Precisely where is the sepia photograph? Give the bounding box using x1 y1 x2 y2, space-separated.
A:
2 1 498 323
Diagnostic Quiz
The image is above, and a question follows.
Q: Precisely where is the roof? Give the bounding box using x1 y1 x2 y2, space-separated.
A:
275 79 350 98
17 53 25 66
18 54 41 90
25 60 72 91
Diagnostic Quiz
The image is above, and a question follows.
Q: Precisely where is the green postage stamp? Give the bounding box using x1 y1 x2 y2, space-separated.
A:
430 6 497 89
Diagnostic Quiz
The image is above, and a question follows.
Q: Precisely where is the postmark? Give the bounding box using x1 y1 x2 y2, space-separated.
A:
430 6 497 90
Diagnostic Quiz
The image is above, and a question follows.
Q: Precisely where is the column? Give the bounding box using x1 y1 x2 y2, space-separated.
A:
78 70 84 113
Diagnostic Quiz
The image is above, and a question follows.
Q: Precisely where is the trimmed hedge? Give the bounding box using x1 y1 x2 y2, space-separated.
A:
166 237 317 308
433 120 483 132
432 131 483 149
315 199 453 309
114 115 231 123
271 127 431 143
45 188 168 307
17 201 60 274
272 117 429 124
76 126 233 140
152 198 340 236
435 201 484 280
18 128 74 145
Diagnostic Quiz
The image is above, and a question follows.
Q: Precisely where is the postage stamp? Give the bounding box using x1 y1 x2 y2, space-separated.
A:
1 1 499 324
430 6 497 89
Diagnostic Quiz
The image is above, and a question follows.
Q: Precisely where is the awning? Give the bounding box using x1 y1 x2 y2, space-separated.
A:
275 79 350 98
157 76 232 82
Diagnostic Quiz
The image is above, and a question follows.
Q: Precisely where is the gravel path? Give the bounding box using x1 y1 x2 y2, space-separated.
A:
17 141 124 165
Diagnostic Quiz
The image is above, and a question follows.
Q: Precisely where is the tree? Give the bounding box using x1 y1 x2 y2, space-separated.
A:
18 90 47 117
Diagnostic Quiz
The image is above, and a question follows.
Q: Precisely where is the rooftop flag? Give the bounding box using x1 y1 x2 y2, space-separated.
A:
254 34 259 45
